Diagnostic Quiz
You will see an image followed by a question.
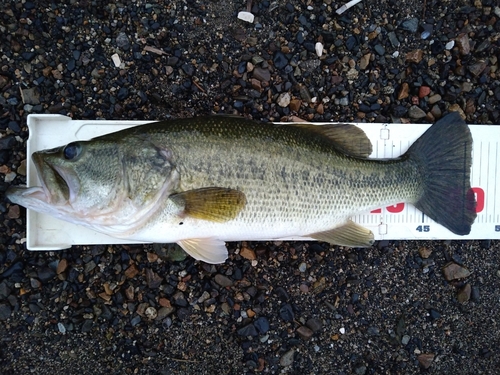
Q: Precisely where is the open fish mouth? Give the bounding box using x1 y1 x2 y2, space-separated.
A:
32 152 76 205
6 154 78 212
6 152 76 207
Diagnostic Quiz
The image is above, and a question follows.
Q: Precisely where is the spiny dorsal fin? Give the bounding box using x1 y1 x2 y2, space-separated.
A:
309 220 375 247
170 187 246 222
284 123 373 158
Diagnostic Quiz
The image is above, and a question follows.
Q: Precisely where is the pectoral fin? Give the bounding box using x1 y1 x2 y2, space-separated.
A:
177 238 228 264
170 187 246 222
309 220 375 247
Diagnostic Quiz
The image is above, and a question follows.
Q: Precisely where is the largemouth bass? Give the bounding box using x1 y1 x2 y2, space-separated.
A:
7 112 476 263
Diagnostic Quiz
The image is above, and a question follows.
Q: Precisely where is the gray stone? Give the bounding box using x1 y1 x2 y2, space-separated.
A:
237 323 258 337
0 281 12 300
156 306 175 320
296 325 313 340
408 105 427 119
214 274 233 287
253 67 270 82
306 318 323 332
116 32 130 49
400 18 418 32
0 304 11 320
388 32 400 47
280 349 295 367
21 87 40 105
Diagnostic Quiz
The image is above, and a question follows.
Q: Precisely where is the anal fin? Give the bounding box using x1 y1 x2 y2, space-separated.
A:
177 238 228 264
309 220 375 247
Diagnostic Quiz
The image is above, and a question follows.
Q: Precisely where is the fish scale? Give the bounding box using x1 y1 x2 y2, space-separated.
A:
131 117 420 238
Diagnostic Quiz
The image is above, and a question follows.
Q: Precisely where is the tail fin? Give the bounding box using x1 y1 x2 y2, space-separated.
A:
406 112 476 235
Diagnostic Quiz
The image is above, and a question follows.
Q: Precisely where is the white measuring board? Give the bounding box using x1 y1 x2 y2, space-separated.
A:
23 114 500 250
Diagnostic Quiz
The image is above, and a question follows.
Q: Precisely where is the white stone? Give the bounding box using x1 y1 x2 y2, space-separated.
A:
277 92 291 107
111 53 121 68
4 172 16 183
315 42 323 57
237 11 254 23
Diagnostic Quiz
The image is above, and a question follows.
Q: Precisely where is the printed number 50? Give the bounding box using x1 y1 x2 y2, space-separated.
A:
416 225 430 232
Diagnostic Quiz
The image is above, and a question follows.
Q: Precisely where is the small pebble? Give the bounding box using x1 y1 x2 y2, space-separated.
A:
408 105 427 119
237 11 254 23
457 283 471 304
0 304 12 321
240 246 256 260
315 42 323 57
306 318 323 332
418 247 432 259
279 304 294 322
252 67 270 82
445 40 455 50
406 49 423 63
280 349 295 367
418 353 435 369
214 274 233 287
296 325 313 340
7 205 20 219
277 92 291 107
442 263 471 281
237 323 258 337
4 172 16 183
145 307 158 320
254 317 270 334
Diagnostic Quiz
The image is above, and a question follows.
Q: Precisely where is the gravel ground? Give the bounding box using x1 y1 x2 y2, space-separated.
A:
1 0 500 374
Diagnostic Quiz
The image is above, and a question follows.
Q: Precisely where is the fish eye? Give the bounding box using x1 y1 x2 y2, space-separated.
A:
63 142 82 160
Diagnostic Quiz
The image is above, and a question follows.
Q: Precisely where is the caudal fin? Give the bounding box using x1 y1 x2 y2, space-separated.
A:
406 112 476 235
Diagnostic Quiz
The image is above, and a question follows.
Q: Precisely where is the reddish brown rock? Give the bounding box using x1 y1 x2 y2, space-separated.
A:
418 86 431 98
406 49 423 63
124 263 139 279
289 98 301 112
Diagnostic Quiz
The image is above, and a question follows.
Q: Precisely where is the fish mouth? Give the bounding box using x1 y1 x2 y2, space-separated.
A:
31 152 77 205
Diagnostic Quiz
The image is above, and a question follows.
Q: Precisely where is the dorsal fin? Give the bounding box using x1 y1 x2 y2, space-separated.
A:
283 123 373 158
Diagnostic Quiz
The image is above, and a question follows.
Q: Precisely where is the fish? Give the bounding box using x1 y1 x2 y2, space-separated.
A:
6 112 476 264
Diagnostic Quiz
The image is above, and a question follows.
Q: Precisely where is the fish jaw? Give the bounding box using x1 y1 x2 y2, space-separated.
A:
5 185 69 220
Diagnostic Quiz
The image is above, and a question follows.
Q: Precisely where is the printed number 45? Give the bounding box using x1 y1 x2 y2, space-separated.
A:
416 225 430 232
